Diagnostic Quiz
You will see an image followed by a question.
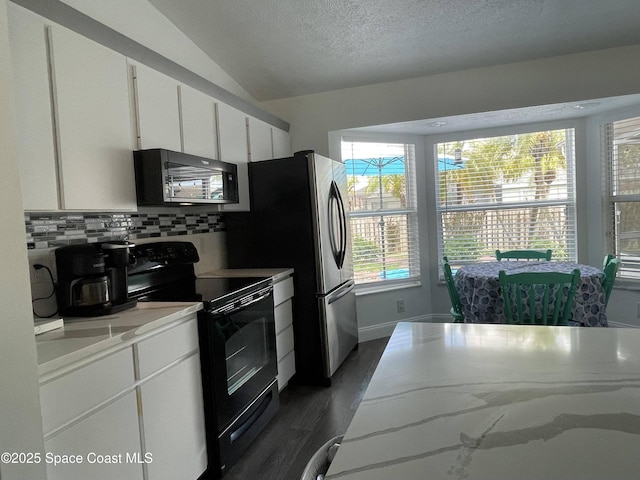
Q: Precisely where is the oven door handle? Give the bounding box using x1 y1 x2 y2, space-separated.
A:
210 286 273 315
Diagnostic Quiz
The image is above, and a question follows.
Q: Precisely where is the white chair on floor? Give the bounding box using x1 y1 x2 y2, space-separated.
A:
300 435 344 480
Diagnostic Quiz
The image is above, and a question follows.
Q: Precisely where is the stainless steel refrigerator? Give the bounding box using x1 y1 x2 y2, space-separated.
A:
225 150 358 386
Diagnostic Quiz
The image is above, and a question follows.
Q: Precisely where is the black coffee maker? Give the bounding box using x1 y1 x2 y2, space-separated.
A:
55 242 137 317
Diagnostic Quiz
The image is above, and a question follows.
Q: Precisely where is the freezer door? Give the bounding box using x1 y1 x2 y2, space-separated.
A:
310 153 342 293
319 279 358 378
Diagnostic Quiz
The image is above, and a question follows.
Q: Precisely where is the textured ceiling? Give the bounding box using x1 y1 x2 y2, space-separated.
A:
147 0 640 102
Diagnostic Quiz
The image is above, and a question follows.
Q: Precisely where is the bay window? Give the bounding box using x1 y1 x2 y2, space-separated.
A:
603 115 640 280
341 140 420 285
435 128 577 268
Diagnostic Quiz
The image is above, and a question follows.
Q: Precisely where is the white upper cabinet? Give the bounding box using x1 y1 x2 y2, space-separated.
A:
8 5 59 211
133 63 181 152
217 102 249 162
247 116 273 162
179 84 218 159
49 24 136 211
218 102 250 211
272 127 292 158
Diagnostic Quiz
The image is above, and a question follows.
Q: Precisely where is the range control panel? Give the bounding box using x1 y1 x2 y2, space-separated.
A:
128 241 200 273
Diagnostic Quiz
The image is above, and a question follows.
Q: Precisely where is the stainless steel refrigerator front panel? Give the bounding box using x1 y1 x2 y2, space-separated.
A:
331 158 354 284
310 153 342 295
318 279 358 377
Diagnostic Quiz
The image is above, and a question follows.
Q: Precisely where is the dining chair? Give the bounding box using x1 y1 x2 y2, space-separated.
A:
495 249 552 261
602 253 615 270
300 435 343 480
498 268 581 326
441 257 465 323
602 257 621 307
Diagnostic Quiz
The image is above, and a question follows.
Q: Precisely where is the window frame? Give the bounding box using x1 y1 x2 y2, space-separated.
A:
429 122 579 275
602 113 640 282
339 134 422 292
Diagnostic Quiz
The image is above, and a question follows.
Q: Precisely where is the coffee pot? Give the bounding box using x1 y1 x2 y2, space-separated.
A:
55 242 136 317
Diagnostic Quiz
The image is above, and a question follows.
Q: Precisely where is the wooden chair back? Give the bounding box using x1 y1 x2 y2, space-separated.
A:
441 257 464 323
602 257 620 307
496 249 552 261
498 268 581 326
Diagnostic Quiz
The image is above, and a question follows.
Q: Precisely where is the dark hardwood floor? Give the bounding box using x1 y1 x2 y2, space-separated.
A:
223 337 389 480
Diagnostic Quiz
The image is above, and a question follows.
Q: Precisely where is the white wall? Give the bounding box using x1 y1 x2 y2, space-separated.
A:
263 45 640 337
262 45 640 156
0 0 46 478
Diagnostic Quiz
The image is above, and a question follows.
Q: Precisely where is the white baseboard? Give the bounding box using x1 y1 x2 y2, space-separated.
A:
357 314 450 342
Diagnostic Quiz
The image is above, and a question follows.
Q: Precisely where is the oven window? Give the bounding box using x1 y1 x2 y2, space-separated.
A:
218 312 271 395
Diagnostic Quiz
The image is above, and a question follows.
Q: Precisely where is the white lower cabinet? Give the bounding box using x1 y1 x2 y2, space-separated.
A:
136 318 207 480
273 275 296 390
39 314 206 480
45 391 143 480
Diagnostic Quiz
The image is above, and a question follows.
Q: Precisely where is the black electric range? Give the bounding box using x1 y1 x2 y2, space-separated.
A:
126 241 279 479
127 241 270 306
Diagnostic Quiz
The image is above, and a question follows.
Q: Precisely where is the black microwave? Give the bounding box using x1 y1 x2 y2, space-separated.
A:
133 149 239 206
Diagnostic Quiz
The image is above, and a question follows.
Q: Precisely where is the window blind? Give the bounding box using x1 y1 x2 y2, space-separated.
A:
341 140 420 285
603 116 640 279
436 129 577 269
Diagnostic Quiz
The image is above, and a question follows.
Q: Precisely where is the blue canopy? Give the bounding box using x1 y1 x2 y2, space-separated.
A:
343 156 463 176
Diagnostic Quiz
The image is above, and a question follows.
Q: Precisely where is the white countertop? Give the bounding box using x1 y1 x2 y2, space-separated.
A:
36 302 202 377
198 268 294 283
326 322 640 480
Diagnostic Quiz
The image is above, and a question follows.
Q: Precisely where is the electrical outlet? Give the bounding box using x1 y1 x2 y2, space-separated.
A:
397 299 405 313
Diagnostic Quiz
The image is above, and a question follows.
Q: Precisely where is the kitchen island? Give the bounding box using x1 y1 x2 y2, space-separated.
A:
326 322 640 480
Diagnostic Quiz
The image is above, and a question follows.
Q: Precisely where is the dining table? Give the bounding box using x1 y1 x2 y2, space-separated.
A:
324 322 640 480
454 261 607 326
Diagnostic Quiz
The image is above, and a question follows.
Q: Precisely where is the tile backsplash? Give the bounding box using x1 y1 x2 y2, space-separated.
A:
25 211 225 249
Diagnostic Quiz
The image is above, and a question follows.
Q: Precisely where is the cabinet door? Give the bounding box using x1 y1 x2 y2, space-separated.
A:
45 391 143 480
133 63 181 152
247 116 273 162
49 25 136 210
8 4 59 210
218 102 250 211
272 127 292 158
139 354 207 480
180 84 218 159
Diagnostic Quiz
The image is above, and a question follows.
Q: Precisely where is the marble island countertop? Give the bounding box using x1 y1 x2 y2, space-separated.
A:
36 301 202 377
326 322 640 480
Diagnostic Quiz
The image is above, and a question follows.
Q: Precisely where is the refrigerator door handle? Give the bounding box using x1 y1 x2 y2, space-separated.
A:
336 182 348 267
329 181 347 269
328 279 355 305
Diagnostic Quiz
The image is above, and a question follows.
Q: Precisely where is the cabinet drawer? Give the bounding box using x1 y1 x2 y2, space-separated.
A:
45 391 142 480
136 315 199 379
276 325 294 361
277 350 296 391
273 276 294 306
40 348 134 435
274 299 293 335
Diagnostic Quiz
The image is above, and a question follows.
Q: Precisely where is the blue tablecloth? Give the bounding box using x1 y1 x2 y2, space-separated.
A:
454 261 607 327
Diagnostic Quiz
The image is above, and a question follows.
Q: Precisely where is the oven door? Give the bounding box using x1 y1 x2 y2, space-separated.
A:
198 285 277 432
